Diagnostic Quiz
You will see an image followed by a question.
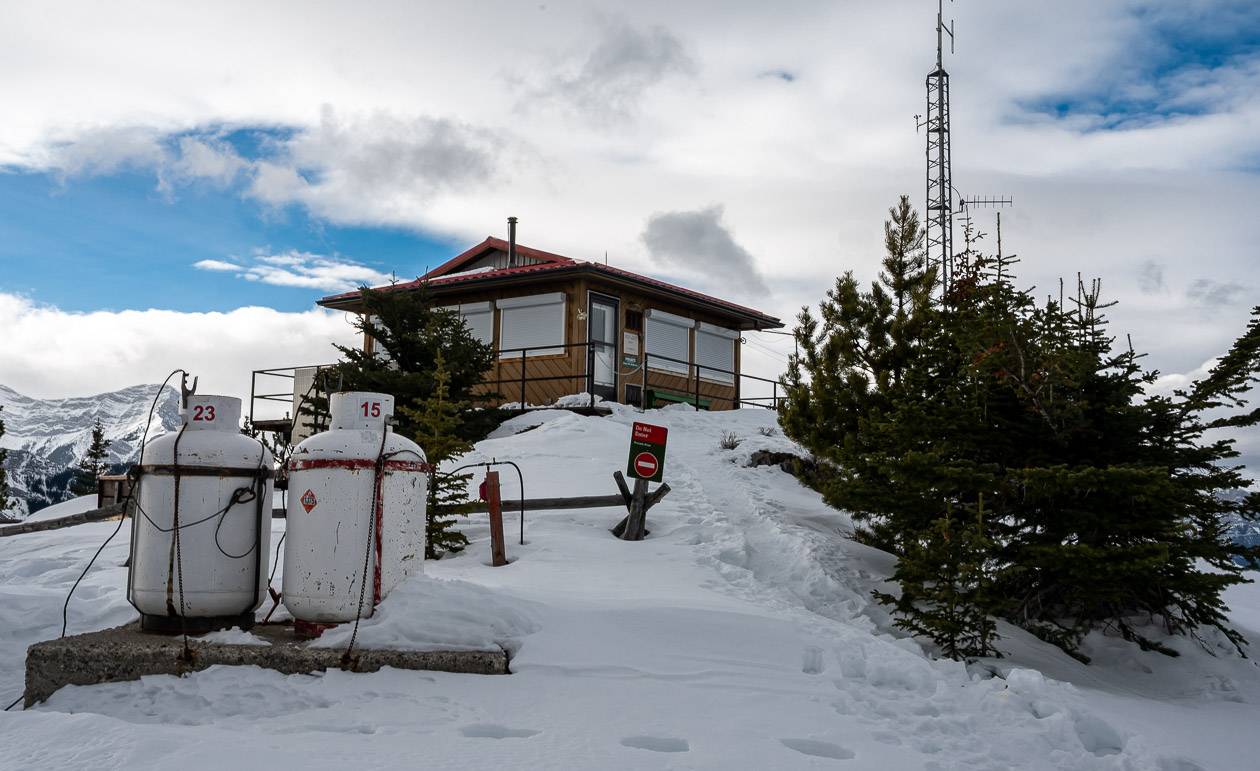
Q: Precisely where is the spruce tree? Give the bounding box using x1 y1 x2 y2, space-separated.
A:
783 196 1260 661
399 354 473 558
305 285 499 442
0 406 11 518
876 499 998 660
779 195 935 548
71 419 111 497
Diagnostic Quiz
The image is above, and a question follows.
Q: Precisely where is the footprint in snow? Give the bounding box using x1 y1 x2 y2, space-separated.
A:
802 645 825 674
459 724 540 739
779 738 855 760
620 736 690 753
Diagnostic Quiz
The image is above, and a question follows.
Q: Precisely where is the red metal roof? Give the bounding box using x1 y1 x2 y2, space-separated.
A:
319 237 782 328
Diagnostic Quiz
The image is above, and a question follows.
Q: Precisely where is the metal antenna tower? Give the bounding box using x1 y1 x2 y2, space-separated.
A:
918 0 955 292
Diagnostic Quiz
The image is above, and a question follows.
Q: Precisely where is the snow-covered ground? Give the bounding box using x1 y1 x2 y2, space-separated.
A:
18 494 98 523
2 404 1259 769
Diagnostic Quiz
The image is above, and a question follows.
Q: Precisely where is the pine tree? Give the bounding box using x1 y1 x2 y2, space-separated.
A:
0 406 12 518
399 354 473 558
70 419 112 497
784 196 1260 661
779 195 936 548
877 499 999 660
304 285 500 442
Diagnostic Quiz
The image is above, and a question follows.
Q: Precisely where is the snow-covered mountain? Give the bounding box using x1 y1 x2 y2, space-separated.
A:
0 384 180 518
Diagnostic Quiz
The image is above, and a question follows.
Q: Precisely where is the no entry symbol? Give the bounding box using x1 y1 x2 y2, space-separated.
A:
633 452 658 478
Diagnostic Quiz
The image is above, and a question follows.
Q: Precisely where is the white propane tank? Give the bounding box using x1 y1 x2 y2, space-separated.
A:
283 392 427 627
128 395 273 633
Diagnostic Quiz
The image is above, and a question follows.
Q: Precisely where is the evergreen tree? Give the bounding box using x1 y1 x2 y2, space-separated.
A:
304 285 500 442
399 354 473 558
875 499 999 660
70 419 111 497
779 195 935 548
783 197 1260 661
0 406 11 518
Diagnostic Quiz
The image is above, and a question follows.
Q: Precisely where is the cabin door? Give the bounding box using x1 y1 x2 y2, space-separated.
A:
587 293 619 402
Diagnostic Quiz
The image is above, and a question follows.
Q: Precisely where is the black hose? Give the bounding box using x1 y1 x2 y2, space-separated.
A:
61 369 184 639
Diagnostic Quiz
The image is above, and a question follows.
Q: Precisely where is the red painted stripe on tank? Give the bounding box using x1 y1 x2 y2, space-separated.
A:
289 458 432 473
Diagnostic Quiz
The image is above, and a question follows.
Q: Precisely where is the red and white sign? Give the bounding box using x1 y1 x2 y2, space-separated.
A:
632 422 667 444
627 421 667 482
633 451 659 477
300 489 318 513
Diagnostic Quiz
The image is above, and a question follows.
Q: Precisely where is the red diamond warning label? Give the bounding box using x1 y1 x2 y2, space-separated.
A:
300 489 318 513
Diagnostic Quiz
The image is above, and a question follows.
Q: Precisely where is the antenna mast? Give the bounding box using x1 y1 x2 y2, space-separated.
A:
922 0 954 293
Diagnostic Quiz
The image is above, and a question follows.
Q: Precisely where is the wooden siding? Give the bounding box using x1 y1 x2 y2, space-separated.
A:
364 275 746 410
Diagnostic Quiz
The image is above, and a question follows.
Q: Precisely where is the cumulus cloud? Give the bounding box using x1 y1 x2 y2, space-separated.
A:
641 205 769 297
0 292 359 414
1187 278 1248 308
193 250 394 292
26 127 250 193
167 136 248 186
1137 260 1165 294
537 18 696 120
244 108 501 226
34 126 167 179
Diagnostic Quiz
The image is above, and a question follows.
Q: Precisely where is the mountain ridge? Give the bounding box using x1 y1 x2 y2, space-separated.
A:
0 383 181 518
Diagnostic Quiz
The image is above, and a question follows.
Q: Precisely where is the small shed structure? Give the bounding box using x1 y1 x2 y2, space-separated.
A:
318 235 782 411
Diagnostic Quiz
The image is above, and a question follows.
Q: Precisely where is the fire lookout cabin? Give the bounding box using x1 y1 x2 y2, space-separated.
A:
316 233 783 412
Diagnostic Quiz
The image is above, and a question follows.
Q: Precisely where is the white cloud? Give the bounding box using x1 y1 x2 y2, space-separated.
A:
641 205 769 298
528 18 697 122
0 0 1256 394
168 135 248 186
192 250 394 293
244 108 501 226
0 292 359 419
192 259 241 272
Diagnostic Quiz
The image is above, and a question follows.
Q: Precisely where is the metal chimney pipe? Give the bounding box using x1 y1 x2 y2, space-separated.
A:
507 216 518 267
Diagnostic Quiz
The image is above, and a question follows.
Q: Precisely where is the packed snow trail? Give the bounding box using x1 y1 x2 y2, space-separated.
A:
2 404 1258 769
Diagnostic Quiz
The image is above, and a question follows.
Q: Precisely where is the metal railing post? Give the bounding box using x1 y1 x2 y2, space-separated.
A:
693 365 700 411
773 380 778 411
641 353 648 410
520 349 527 408
587 343 595 409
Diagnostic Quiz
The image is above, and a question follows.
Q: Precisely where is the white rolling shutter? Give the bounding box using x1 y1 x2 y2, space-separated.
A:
365 315 397 369
444 301 494 345
499 293 566 356
645 309 692 374
696 323 737 383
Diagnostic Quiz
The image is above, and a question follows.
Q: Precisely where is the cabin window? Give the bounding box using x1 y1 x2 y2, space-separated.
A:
645 309 692 374
696 323 737 383
443 302 494 345
498 292 566 356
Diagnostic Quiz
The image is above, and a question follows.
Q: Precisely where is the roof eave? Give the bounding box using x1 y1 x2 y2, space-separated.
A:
318 264 783 330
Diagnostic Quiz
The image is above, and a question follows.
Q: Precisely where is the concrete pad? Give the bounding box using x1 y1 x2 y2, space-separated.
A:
23 621 508 707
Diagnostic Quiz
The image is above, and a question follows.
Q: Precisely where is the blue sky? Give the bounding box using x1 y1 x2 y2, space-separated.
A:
0 132 457 313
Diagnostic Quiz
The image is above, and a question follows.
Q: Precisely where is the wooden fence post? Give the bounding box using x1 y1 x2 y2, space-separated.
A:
483 471 508 567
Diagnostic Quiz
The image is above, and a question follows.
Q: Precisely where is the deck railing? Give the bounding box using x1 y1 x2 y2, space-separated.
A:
248 340 783 427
